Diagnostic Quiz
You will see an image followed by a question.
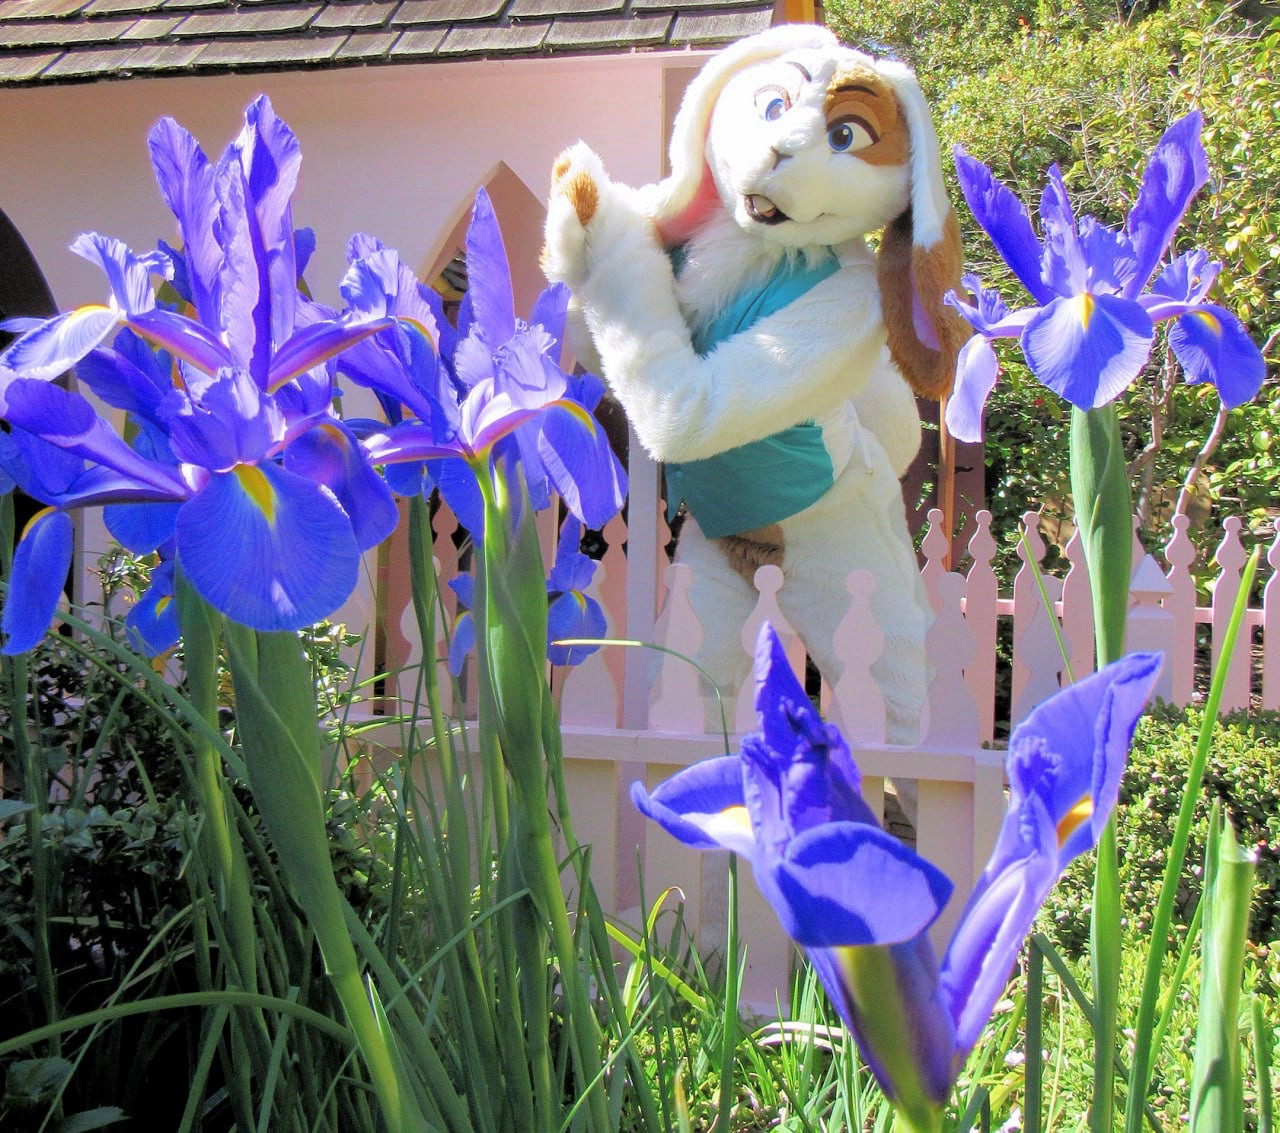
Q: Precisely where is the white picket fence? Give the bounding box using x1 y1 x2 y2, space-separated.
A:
376 453 1276 1010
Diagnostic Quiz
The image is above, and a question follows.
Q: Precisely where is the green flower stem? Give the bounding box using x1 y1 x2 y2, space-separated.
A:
1190 806 1256 1133
1069 405 1132 670
1069 404 1133 1133
175 572 259 995
473 462 610 1130
223 622 425 1133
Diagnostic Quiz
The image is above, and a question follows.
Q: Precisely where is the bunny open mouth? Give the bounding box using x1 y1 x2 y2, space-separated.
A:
745 194 790 225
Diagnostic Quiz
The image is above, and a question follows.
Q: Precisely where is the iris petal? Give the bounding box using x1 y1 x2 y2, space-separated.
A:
1150 249 1218 305
944 336 999 443
148 116 221 328
0 306 121 381
76 345 170 422
1169 305 1267 409
630 757 752 854
1009 651 1163 857
125 561 180 656
127 308 232 375
530 283 571 364
938 792 1061 1055
175 462 360 631
236 95 303 356
2 509 73 655
70 233 167 317
547 519 594 594
105 502 181 554
770 822 953 947
1125 112 1209 297
547 590 606 667
448 610 475 676
953 148 1052 304
1021 292 1154 409
3 380 188 498
536 403 628 529
1038 167 1088 296
284 421 399 551
461 189 516 349
266 317 392 392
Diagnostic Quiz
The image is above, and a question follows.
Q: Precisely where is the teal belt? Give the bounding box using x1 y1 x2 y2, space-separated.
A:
666 246 840 538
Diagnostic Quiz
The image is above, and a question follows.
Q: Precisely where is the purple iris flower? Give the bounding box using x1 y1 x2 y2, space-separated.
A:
946 112 1265 441
125 553 181 656
446 518 606 673
633 624 1161 1124
351 191 627 535
0 97 398 652
546 519 607 666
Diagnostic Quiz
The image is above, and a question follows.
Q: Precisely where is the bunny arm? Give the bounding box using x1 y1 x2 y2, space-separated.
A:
549 157 891 465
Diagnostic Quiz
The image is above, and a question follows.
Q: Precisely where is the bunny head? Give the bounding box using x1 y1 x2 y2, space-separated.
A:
652 25 967 399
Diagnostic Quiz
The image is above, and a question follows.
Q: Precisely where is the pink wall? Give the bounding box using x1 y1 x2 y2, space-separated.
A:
0 50 707 312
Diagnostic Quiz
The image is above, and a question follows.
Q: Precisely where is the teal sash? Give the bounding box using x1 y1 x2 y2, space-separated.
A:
666 248 839 538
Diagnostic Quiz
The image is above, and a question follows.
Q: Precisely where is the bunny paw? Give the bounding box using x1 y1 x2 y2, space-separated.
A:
543 143 610 286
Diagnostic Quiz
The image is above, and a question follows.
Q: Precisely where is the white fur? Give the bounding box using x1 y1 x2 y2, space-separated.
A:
544 29 956 745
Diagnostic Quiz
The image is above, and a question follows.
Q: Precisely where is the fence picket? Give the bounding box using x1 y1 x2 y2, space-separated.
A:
1164 514 1199 706
964 511 999 743
1211 517 1250 711
825 569 886 744
1265 530 1280 711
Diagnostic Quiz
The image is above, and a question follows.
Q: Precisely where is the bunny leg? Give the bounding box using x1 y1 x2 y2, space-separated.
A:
777 455 929 748
670 517 758 729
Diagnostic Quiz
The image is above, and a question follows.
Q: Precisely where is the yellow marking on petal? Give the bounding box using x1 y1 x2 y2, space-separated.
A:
156 595 173 616
1191 309 1223 336
1057 795 1093 847
234 464 277 524
718 805 753 834
22 506 58 540
316 422 347 448
1078 292 1095 330
399 317 439 347
551 398 598 433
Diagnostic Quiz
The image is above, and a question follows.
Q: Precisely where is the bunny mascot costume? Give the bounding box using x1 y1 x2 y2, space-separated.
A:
542 25 968 745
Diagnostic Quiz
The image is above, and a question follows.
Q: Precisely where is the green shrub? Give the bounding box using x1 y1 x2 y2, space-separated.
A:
1041 702 1280 956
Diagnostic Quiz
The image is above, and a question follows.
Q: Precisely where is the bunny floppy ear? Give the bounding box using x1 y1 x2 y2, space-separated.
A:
653 23 838 246
872 62 968 400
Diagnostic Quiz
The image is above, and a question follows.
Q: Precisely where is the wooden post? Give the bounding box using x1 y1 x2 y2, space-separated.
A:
782 0 817 22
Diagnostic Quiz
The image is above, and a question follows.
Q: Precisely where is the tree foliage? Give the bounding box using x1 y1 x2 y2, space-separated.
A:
828 0 1280 575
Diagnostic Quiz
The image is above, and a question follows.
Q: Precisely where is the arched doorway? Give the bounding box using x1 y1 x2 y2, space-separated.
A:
0 207 67 595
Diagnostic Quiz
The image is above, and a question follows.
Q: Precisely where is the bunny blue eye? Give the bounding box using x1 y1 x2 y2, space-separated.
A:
754 86 792 121
828 123 856 152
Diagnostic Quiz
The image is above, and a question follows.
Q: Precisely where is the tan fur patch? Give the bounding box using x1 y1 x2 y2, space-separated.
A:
565 171 598 227
824 64 909 169
552 155 572 184
716 523 786 585
878 209 968 399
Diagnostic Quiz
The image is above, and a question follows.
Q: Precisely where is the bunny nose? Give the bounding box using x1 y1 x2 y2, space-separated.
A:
770 147 789 169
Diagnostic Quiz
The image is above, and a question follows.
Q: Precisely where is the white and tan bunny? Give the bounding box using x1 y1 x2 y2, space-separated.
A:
542 24 968 744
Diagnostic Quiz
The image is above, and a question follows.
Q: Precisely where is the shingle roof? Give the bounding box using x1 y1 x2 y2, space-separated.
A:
0 0 779 86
